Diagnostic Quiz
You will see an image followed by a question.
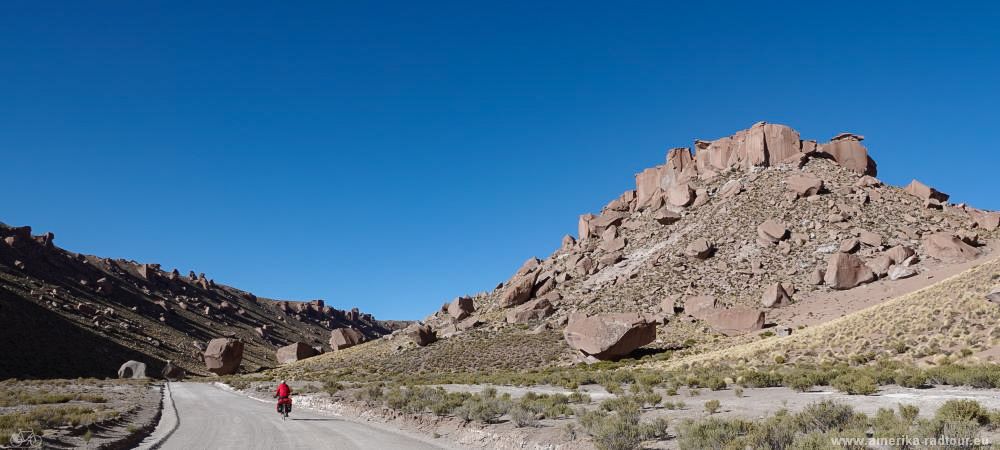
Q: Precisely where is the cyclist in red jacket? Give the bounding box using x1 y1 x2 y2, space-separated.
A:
275 381 292 414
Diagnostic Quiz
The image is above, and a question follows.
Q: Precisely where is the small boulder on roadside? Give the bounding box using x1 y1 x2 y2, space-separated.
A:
117 360 147 379
161 361 186 380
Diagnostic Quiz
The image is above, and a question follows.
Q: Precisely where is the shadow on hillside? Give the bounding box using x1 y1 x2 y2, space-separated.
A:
0 287 165 379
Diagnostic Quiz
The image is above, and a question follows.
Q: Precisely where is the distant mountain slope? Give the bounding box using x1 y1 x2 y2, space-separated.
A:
0 222 404 378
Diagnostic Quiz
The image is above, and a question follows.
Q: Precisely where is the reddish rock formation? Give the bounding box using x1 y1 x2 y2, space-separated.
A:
818 133 876 176
447 296 475 321
330 328 365 350
761 283 791 308
505 297 555 324
786 174 824 197
408 324 437 347
922 233 980 262
824 252 876 290
904 180 949 203
276 342 319 364
500 271 538 308
203 338 244 375
563 313 656 360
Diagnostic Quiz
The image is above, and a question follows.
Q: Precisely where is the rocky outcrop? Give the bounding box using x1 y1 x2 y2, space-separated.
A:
824 252 875 290
922 233 980 262
703 307 766 334
904 180 949 204
500 271 538 308
203 338 244 375
118 360 147 379
330 328 365 351
818 133 876 176
276 342 319 364
563 313 656 360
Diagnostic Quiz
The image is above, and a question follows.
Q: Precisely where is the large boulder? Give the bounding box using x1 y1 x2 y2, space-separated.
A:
330 328 365 350
447 296 475 320
824 253 875 290
922 233 980 262
563 313 656 360
500 271 538 308
970 210 1000 232
276 342 319 364
161 361 186 380
117 360 147 379
505 297 555 324
203 338 245 375
408 324 437 347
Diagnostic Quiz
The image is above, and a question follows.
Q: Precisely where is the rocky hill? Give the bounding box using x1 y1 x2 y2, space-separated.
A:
0 224 403 379
275 121 999 380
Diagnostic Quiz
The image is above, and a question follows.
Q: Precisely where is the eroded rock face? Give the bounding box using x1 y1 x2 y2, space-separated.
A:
818 134 876 176
330 328 365 350
824 252 875 290
563 313 656 360
447 296 475 321
118 360 147 379
203 338 244 375
276 342 319 364
702 307 766 334
922 233 980 262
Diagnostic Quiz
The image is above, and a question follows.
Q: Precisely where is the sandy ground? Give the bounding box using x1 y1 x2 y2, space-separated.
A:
147 382 445 450
771 239 999 328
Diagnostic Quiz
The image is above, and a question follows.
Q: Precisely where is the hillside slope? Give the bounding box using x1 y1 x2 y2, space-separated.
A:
0 222 402 378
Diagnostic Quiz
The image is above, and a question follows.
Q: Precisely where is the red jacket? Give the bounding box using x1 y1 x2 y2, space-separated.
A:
276 383 291 398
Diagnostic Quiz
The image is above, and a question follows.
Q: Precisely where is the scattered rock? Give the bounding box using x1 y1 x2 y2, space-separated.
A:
506 298 556 324
684 238 715 259
904 179 949 203
786 174 823 197
888 266 916 281
757 219 788 244
408 324 437 347
500 271 538 308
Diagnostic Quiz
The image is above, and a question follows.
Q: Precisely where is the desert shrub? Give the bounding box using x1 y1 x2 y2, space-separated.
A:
675 417 754 450
893 369 928 389
899 404 920 424
831 373 877 395
704 399 721 414
795 400 856 433
509 404 538 427
738 370 783 388
353 383 384 403
322 380 343 395
935 400 991 426
742 413 797 450
733 387 744 398
454 395 510 423
704 376 727 391
577 404 668 450
568 390 591 404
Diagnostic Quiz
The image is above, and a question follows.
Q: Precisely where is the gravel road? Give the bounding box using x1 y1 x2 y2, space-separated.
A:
151 382 444 450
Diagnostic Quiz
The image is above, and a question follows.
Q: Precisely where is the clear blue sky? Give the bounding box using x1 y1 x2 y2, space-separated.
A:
2 2 998 319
